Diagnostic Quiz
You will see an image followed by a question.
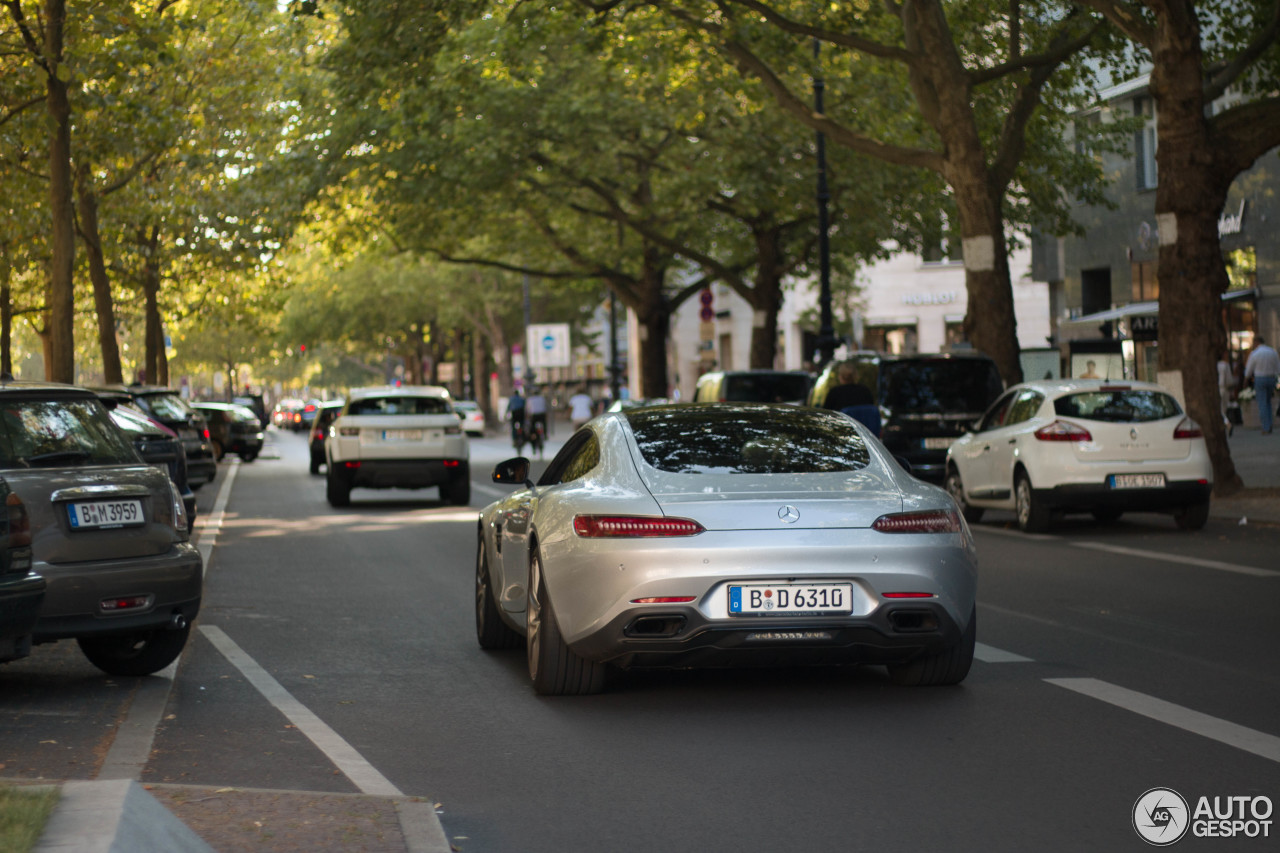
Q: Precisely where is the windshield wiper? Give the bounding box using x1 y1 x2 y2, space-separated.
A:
24 450 92 466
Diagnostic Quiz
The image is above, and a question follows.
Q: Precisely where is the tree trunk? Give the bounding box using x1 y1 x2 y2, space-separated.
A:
473 332 492 420
44 0 76 383
1 248 12 376
746 229 785 369
75 169 125 383
1148 12 1243 495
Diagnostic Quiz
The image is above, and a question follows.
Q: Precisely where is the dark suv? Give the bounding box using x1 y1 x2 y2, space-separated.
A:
809 352 1005 482
693 370 813 404
93 385 217 489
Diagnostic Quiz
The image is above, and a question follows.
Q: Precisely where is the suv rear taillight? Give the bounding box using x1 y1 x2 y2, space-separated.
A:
573 515 705 538
1173 417 1203 439
872 509 961 533
6 493 31 548
1034 420 1092 442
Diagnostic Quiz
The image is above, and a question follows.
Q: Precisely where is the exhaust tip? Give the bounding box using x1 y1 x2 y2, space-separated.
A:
887 610 938 633
624 615 687 638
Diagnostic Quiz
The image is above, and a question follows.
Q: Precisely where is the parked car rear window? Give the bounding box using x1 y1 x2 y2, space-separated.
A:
722 373 811 404
1053 390 1182 422
347 396 451 416
133 393 195 422
627 405 870 474
0 399 140 468
881 359 1004 414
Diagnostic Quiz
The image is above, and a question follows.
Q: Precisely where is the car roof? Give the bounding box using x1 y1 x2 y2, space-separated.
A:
92 383 184 397
0 379 98 398
1008 378 1169 396
347 385 451 400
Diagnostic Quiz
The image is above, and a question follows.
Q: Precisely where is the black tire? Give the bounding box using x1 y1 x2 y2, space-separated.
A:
886 606 976 686
527 551 607 695
1092 508 1123 524
326 466 351 508
309 456 321 475
1015 471 1051 533
77 623 191 677
445 475 471 506
240 450 258 463
1174 500 1210 530
944 468 984 524
211 440 225 462
476 540 522 650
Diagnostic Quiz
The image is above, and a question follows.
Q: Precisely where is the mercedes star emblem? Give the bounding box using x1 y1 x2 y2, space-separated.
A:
778 505 800 524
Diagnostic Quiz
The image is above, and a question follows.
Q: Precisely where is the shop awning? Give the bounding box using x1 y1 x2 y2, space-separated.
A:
1062 301 1157 324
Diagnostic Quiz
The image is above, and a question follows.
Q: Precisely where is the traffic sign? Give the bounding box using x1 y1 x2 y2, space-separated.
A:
526 323 571 368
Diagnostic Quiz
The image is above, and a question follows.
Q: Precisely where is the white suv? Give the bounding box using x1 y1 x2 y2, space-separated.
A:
325 386 470 507
945 379 1213 532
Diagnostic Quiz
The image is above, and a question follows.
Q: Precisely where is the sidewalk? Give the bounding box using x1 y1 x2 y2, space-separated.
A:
1208 424 1280 524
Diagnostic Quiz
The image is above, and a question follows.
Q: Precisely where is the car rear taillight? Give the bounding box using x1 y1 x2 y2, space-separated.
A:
882 592 936 598
313 429 324 441
202 428 210 440
872 509 961 533
573 515 705 538
1173 417 1203 439
1034 420 1092 442
631 596 698 604
6 493 31 548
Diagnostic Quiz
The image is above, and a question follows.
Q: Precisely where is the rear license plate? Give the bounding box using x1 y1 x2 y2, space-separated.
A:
1109 473 1166 489
728 583 852 616
68 499 144 529
923 437 955 450
381 429 423 441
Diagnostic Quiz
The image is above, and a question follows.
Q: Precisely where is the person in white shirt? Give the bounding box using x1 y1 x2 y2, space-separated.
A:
526 387 548 437
1217 351 1236 436
1244 337 1280 434
568 388 594 431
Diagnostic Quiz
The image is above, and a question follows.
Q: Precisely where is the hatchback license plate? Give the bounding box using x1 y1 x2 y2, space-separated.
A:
68 499 144 529
923 437 955 450
381 429 423 441
1109 473 1166 489
728 583 852 616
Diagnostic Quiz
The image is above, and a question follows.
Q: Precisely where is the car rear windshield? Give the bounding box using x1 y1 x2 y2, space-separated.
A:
134 393 195 422
881 359 1003 414
347 396 451 416
722 373 812 403
0 398 140 468
627 405 870 474
1053 390 1182 422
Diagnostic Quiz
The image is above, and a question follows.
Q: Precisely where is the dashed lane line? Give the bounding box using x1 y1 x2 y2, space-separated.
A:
1070 540 1279 578
1046 677 1280 765
974 642 1034 663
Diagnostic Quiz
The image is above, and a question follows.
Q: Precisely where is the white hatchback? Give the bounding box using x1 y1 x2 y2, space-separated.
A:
325 386 470 507
945 379 1213 532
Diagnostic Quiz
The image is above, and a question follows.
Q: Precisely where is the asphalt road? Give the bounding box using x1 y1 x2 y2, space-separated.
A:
3 428 1279 852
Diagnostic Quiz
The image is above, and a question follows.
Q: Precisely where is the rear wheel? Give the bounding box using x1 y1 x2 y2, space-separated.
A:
309 456 321 475
476 540 521 649
211 440 225 461
326 465 351 508
1174 500 1210 530
527 551 607 695
886 606 976 686
1015 471 1051 533
445 474 471 506
240 450 258 463
78 623 191 676
944 468 984 524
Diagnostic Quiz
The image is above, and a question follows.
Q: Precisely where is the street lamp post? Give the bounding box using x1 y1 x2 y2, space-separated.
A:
813 38 837 370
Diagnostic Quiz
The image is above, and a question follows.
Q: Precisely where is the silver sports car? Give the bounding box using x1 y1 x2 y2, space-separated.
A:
476 403 978 695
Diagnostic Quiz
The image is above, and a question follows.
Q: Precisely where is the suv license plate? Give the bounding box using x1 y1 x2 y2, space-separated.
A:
728 583 852 616
1109 474 1166 489
381 429 423 441
68 499 144 529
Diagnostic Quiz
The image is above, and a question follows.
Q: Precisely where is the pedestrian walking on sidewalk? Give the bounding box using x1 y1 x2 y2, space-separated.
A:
1244 337 1280 434
1218 350 1237 436
568 387 594 432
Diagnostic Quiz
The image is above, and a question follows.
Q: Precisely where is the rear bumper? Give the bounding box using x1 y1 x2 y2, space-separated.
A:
33 542 203 641
1035 479 1212 513
341 459 469 489
569 600 966 669
0 573 46 662
186 454 217 486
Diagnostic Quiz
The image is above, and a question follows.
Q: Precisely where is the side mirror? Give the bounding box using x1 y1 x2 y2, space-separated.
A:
493 457 532 486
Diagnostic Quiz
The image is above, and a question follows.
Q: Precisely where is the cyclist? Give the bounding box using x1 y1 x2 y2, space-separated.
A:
526 386 548 458
508 388 527 452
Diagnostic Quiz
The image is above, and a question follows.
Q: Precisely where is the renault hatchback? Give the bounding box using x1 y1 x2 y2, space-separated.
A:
1 381 202 675
945 379 1213 532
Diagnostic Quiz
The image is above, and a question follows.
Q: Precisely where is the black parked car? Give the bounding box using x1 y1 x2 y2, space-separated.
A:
193 402 265 461
102 399 198 532
93 385 217 489
0 476 44 664
808 352 1005 482
307 400 345 474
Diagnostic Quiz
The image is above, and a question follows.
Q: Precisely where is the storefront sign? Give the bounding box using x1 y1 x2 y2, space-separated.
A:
1131 314 1159 342
900 291 958 306
1219 199 1246 236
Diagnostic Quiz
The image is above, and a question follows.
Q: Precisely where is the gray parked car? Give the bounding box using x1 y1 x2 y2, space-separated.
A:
478 403 978 694
0 381 202 675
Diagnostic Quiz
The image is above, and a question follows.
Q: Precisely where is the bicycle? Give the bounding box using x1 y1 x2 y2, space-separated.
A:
511 419 527 454
528 418 545 459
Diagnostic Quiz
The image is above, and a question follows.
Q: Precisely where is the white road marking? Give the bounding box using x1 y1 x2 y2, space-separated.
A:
195 460 239 574
972 525 1060 542
472 482 507 500
974 642 1034 663
200 625 403 796
1070 541 1278 577
1046 677 1280 764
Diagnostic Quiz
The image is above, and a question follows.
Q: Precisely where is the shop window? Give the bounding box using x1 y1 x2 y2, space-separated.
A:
944 320 968 350
865 325 918 355
1135 97 1158 190
1131 260 1159 301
